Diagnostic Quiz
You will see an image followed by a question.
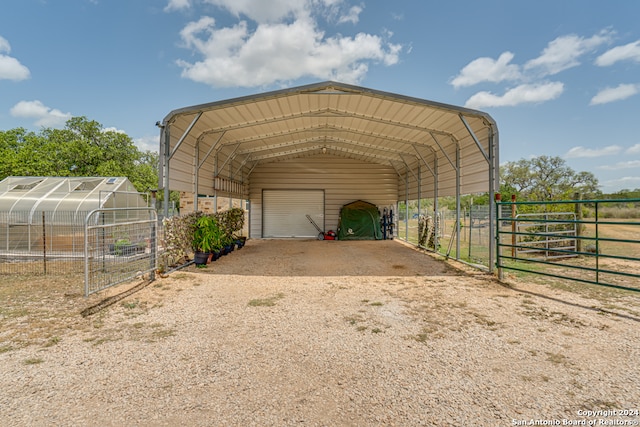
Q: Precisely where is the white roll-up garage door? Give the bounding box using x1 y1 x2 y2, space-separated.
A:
263 190 324 238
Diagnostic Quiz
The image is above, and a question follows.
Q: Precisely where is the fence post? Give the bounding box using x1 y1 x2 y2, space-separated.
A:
150 190 157 281
574 192 582 253
42 211 47 275
511 194 516 258
495 193 503 280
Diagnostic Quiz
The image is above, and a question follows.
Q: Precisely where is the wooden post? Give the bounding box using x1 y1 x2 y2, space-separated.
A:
511 194 516 258
574 192 582 253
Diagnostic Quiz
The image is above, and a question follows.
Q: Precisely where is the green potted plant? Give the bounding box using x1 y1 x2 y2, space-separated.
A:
192 215 222 265
215 207 246 253
234 234 247 249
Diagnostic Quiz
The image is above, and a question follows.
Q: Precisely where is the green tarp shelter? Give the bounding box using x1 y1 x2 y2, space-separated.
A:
337 200 382 240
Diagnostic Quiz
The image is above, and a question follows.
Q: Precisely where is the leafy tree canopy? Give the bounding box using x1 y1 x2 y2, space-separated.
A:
0 117 158 194
500 155 600 201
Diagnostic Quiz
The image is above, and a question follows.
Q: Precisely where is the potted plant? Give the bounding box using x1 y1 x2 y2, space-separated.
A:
215 207 246 254
220 234 235 255
192 215 222 266
235 235 247 249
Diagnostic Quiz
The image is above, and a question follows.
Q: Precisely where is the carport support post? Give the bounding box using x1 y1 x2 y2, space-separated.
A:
161 125 170 218
194 139 199 212
488 125 499 273
417 165 421 217
433 155 439 250
405 168 409 241
455 144 461 260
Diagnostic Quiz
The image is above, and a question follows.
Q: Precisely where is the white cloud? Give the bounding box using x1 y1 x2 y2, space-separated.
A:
164 0 191 12
0 36 30 81
602 176 640 190
134 135 160 152
627 144 640 155
590 83 639 105
452 29 617 109
103 126 127 134
203 0 307 23
464 82 564 109
0 36 9 52
176 2 401 88
595 40 640 66
10 100 72 128
450 52 522 88
564 145 623 159
337 5 363 24
524 31 613 76
598 160 640 170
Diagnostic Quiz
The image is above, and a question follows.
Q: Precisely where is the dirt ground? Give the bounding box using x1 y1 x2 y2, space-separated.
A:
1 239 639 426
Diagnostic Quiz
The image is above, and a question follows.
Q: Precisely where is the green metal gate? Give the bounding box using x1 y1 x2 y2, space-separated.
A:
496 198 640 292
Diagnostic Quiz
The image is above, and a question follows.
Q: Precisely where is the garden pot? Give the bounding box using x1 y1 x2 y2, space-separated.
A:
194 251 209 266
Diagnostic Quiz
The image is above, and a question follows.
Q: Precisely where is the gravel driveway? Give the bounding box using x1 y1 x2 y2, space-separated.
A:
1 239 639 426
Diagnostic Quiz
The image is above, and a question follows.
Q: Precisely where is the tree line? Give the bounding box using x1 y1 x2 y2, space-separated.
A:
1 117 637 209
0 117 158 195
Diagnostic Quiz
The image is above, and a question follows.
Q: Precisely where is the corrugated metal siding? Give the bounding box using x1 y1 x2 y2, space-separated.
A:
249 156 397 238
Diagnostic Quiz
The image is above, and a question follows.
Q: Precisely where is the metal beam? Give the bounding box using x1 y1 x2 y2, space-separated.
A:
162 125 170 217
217 142 242 175
198 131 226 169
169 112 202 160
429 132 457 170
398 154 419 183
459 114 489 163
455 144 461 259
412 145 435 177
488 123 499 272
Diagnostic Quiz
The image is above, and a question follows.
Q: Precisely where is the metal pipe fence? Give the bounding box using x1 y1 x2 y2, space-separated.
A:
496 198 640 292
84 208 157 296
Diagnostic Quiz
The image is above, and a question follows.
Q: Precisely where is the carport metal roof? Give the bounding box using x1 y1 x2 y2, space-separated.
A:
158 81 499 269
159 81 498 200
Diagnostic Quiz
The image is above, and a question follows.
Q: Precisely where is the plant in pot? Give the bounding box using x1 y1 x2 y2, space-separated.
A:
192 215 222 266
234 234 247 249
216 207 246 252
220 234 235 255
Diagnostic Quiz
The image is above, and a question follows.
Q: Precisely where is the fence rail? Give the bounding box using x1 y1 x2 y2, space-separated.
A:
497 198 640 292
0 211 87 275
84 208 157 296
514 212 577 260
0 208 160 296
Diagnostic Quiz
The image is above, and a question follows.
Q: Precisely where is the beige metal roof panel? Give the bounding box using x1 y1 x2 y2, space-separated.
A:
160 81 498 199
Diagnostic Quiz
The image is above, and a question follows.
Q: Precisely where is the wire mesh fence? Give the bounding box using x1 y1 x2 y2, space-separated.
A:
84 208 157 296
0 209 159 296
0 211 87 275
397 201 493 269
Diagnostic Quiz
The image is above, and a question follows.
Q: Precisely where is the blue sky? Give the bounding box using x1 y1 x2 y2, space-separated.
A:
1 0 639 193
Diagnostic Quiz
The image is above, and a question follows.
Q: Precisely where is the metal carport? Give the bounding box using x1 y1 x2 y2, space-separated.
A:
158 81 499 270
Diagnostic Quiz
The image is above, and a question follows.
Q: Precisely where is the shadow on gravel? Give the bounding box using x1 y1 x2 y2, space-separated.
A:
505 285 640 323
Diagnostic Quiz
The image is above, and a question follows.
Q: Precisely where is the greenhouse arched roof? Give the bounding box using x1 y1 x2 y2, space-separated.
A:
0 176 145 221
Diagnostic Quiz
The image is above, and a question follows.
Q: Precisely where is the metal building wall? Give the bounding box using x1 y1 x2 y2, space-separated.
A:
248 155 397 238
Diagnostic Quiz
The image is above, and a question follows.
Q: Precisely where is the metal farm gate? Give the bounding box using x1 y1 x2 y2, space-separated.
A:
84 207 157 296
514 212 577 260
496 198 640 292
